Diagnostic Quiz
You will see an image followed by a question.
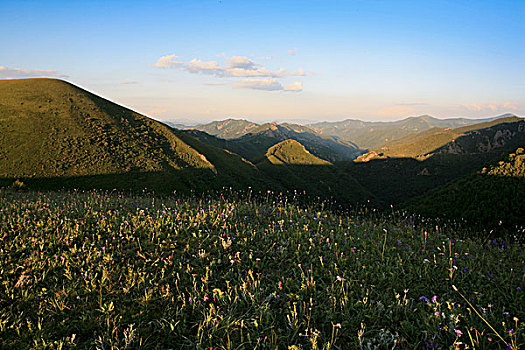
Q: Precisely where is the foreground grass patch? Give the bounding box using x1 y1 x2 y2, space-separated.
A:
0 190 523 349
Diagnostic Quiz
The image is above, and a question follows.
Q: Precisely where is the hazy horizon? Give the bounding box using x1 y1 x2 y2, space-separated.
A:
1 1 524 122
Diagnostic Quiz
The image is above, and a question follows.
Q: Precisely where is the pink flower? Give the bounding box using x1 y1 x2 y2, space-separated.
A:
336 276 346 282
454 329 463 337
431 295 437 303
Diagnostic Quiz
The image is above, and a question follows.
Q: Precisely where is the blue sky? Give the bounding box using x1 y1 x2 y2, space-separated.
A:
1 0 524 122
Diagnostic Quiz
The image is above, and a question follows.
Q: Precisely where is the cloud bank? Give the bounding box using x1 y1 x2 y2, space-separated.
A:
0 66 68 79
154 54 306 92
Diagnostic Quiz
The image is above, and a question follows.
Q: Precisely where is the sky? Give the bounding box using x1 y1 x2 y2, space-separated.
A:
1 0 524 123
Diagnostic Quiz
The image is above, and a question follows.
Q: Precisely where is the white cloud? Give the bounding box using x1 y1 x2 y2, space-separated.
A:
0 66 68 79
185 58 223 75
154 54 183 68
235 78 303 92
154 55 307 78
284 82 303 92
463 102 517 112
226 56 260 70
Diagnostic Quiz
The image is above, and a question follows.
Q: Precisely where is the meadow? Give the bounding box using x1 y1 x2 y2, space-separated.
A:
0 189 523 349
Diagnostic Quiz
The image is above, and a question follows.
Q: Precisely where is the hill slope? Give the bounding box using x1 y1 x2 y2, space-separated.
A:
406 148 525 233
355 116 524 161
341 120 525 206
0 79 264 192
263 139 331 165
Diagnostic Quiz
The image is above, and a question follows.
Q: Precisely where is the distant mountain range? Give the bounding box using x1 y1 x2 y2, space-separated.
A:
1 78 523 233
181 114 512 150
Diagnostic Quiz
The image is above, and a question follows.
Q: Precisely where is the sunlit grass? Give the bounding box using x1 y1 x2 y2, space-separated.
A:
0 189 523 349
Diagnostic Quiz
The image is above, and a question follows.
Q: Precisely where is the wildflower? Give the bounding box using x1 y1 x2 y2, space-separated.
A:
454 329 463 337
336 276 346 282
204 296 209 301
419 296 428 302
432 295 437 303
508 329 515 335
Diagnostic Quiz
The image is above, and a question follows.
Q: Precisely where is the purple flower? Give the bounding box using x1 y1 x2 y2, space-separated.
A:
508 329 515 335
419 296 428 302
432 295 437 303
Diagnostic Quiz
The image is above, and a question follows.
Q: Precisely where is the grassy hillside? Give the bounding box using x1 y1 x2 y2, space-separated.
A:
406 148 525 234
263 139 331 165
356 116 523 161
0 189 522 349
0 79 269 192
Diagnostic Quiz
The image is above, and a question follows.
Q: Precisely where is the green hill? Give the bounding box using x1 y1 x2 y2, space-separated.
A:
263 139 331 165
405 148 525 234
0 79 265 192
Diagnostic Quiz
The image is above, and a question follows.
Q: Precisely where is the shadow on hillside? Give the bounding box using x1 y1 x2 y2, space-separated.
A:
339 150 517 205
405 174 525 234
0 169 231 194
0 163 373 205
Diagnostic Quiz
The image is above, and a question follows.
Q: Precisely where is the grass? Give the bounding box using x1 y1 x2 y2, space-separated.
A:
0 188 523 349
